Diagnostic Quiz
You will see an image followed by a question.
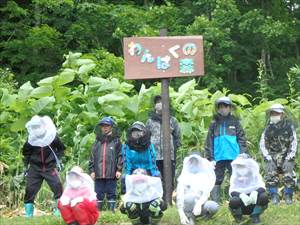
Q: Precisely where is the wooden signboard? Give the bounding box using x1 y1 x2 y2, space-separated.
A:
123 36 204 79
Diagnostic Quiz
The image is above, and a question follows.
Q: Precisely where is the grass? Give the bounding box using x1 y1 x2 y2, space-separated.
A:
1 202 300 225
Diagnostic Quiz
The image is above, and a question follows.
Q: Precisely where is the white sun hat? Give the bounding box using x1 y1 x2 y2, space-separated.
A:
269 103 285 113
25 115 57 147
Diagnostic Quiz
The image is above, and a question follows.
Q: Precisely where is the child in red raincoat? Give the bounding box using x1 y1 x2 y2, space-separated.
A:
58 166 99 225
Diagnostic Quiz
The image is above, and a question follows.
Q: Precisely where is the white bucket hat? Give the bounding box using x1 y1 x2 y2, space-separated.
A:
25 115 56 147
269 103 285 113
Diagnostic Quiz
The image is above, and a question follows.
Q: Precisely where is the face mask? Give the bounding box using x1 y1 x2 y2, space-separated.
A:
218 108 230 117
69 179 82 189
270 115 281 124
155 102 162 113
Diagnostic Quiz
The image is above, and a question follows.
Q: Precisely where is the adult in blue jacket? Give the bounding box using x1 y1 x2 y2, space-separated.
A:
205 97 247 203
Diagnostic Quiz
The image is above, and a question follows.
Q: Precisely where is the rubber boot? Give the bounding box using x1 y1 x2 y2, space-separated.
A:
250 206 263 224
107 200 116 213
268 187 279 205
211 185 221 203
284 187 293 205
24 203 34 218
230 207 243 223
53 199 61 217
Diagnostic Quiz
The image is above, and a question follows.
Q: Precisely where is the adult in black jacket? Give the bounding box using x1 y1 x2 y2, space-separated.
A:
89 117 122 212
23 115 65 218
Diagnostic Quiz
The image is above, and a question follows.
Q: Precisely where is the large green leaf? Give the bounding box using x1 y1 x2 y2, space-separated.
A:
31 96 55 114
180 122 193 137
120 82 134 92
229 94 251 106
76 59 94 66
88 77 108 87
30 86 53 98
103 105 125 117
98 92 127 104
181 100 194 116
78 63 96 74
37 76 57 86
18 82 34 100
54 87 71 101
10 117 28 132
1 88 17 107
125 96 139 114
56 69 76 85
178 79 196 93
0 111 10 124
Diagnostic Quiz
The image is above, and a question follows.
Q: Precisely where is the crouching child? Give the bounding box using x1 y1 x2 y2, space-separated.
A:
58 166 99 225
229 154 269 224
176 153 219 225
120 168 166 225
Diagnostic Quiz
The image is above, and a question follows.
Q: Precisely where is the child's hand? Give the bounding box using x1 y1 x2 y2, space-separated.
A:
60 196 70 206
90 172 95 180
116 171 122 179
70 197 84 207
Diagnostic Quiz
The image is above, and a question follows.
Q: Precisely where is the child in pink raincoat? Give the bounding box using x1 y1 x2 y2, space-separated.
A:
58 166 99 225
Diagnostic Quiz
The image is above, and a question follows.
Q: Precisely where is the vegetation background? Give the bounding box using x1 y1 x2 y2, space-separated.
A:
0 0 300 224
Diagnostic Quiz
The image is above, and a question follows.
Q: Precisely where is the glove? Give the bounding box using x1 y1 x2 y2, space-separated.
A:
193 199 203 216
239 193 252 206
149 199 161 216
178 209 189 225
282 160 294 172
249 191 258 205
125 202 136 212
265 160 277 174
60 196 70 206
70 196 84 207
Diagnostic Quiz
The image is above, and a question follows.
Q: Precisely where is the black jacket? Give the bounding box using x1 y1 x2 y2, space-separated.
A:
22 136 65 171
89 128 122 179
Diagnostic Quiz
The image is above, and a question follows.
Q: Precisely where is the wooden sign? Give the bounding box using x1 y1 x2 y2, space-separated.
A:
123 36 204 80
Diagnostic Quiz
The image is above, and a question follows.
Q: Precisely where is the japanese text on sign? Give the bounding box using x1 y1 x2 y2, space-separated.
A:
123 36 204 80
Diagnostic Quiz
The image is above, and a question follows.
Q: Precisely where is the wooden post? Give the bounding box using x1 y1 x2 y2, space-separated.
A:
160 28 172 205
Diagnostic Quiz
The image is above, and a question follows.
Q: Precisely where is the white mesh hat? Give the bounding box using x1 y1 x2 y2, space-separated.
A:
25 115 57 147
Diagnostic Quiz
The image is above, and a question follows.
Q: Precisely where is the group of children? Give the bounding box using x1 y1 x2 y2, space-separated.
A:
22 96 297 225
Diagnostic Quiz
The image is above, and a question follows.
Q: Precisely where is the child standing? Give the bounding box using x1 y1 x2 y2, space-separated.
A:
23 115 65 217
89 117 122 211
205 96 247 203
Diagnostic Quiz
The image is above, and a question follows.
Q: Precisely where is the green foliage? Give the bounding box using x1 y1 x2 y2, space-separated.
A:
1 0 299 96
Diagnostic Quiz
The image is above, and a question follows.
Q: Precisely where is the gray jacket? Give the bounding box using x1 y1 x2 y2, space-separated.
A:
146 112 181 161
